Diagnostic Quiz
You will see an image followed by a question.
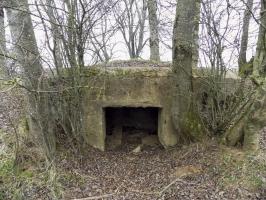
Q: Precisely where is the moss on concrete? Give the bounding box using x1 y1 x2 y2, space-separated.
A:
48 60 252 151
181 109 207 142
80 65 176 150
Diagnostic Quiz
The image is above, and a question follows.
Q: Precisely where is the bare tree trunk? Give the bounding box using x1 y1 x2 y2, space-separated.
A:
238 0 254 69
172 0 203 141
6 0 42 85
0 3 6 73
90 15 113 63
147 0 160 62
136 0 147 58
45 0 63 69
6 0 55 160
253 0 266 78
114 0 148 59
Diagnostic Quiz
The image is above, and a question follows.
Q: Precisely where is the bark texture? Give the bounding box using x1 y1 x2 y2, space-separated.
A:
238 0 253 69
0 3 5 71
6 0 42 85
253 0 266 78
147 0 160 61
6 0 55 160
243 0 266 150
172 0 204 141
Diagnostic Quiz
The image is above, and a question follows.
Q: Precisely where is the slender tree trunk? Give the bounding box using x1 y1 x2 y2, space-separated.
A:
6 0 42 85
0 3 6 73
6 0 55 160
45 0 63 69
136 1 147 58
253 0 266 78
238 0 253 69
115 0 148 59
147 0 160 61
172 0 203 141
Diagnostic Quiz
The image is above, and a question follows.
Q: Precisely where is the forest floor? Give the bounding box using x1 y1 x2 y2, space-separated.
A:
0 87 266 200
57 141 266 200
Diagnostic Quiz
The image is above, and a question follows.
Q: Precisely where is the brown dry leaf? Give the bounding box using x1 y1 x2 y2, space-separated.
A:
174 165 203 178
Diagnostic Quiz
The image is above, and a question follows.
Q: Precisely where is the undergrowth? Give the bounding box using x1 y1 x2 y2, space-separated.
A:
214 147 266 191
0 129 62 200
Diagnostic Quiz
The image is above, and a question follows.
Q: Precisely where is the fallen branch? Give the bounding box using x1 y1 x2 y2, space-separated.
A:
73 186 121 200
0 84 17 93
129 189 159 195
74 178 190 199
128 178 189 197
159 178 187 196
73 193 116 200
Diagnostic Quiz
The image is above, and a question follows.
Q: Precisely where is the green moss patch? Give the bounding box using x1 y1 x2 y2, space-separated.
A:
180 109 208 142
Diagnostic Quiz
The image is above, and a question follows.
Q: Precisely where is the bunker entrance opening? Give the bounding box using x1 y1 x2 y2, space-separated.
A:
104 107 160 150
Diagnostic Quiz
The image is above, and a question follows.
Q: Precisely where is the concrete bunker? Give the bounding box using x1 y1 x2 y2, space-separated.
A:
104 107 161 149
82 63 178 151
79 61 241 151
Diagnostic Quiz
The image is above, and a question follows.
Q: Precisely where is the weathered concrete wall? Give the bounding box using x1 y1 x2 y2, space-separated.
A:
81 66 177 151
79 62 241 151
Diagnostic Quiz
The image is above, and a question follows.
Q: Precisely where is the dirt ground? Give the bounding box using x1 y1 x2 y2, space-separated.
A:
55 141 266 200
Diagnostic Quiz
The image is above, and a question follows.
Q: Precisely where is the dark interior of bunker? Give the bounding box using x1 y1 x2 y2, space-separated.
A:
105 107 160 150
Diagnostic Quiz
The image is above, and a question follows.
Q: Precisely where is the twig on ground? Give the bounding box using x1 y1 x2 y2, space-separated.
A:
0 84 17 93
159 178 187 196
73 186 121 200
128 178 189 197
129 189 159 195
73 177 195 199
73 192 116 200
